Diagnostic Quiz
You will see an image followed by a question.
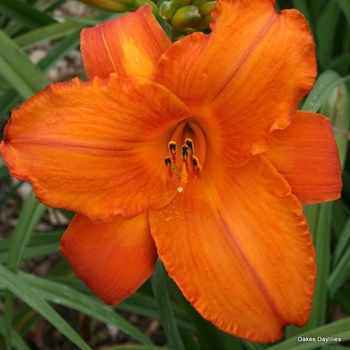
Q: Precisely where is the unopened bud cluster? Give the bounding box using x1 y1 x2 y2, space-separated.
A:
160 0 216 31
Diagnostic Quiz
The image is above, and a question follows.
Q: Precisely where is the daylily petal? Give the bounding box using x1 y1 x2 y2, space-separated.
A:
60 213 156 305
153 0 316 166
81 5 171 80
0 74 191 222
150 154 315 342
265 111 342 204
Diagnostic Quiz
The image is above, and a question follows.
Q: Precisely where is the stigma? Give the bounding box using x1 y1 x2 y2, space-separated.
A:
164 138 202 187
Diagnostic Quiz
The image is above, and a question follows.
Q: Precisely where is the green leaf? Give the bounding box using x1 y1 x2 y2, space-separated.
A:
118 292 192 330
337 0 350 27
319 81 350 167
151 260 185 350
0 88 20 124
329 53 350 70
305 203 332 326
0 54 31 98
0 0 55 29
334 289 350 316
318 74 350 300
0 77 11 93
6 192 46 273
4 192 46 349
14 21 81 51
0 265 92 350
332 199 349 240
0 163 9 182
286 202 333 338
328 241 350 298
0 313 31 350
49 277 194 332
20 273 155 347
36 0 66 12
333 216 350 267
12 307 42 342
316 0 340 69
286 77 348 336
268 317 350 350
302 70 350 112
308 0 329 20
0 231 63 263
10 260 76 339
0 30 50 99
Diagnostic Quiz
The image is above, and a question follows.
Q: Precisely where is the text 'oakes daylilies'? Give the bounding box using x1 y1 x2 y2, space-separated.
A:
0 0 342 343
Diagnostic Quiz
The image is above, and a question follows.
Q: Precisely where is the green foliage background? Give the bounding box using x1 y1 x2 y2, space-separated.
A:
0 0 349 349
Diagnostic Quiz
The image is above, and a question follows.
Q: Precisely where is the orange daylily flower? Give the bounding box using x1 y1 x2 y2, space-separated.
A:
0 0 341 343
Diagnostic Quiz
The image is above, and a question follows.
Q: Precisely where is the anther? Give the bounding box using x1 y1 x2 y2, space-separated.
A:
192 155 202 171
164 136 202 183
164 156 173 178
182 144 189 161
164 156 171 167
185 138 194 155
168 141 176 155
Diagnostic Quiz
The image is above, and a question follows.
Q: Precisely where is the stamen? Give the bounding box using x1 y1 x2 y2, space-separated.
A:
193 155 202 172
164 156 173 178
168 141 177 167
173 163 180 180
168 141 176 155
167 141 180 180
164 156 171 167
164 126 204 186
182 144 189 161
185 138 194 155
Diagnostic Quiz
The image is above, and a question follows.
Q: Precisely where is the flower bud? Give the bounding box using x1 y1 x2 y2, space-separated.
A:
172 0 192 7
191 1 215 29
198 1 216 16
162 0 216 32
192 14 213 30
160 1 177 20
170 5 201 30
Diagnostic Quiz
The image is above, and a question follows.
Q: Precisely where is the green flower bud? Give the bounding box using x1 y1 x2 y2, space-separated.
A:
190 0 207 8
172 0 192 8
133 0 159 13
192 14 213 30
161 0 216 32
160 1 177 20
198 1 216 16
170 5 201 30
